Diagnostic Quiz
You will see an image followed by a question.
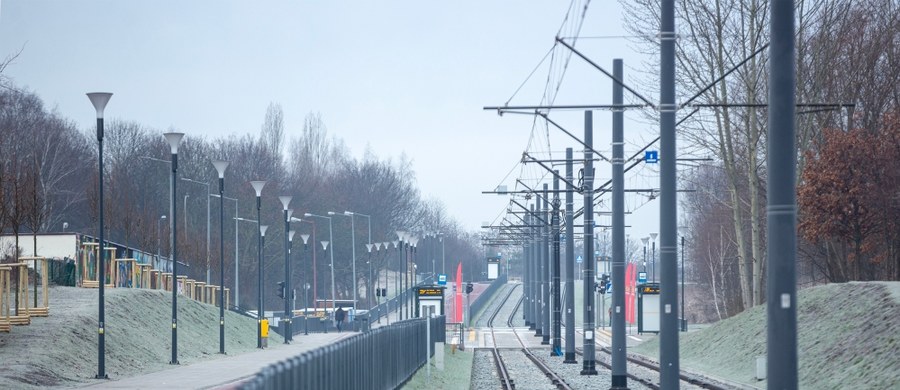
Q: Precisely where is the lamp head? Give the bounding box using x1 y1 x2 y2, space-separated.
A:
287 209 294 221
163 132 185 154
250 181 267 197
260 225 268 236
161 215 167 220
410 236 419 247
678 226 689 236
279 196 293 210
303 213 313 217
320 241 329 250
366 243 373 252
650 232 658 241
383 242 390 249
396 230 407 241
344 211 353 216
289 230 296 242
327 211 336 216
300 234 310 245
374 242 382 250
641 237 649 245
392 240 399 248
212 160 229 178
86 92 113 118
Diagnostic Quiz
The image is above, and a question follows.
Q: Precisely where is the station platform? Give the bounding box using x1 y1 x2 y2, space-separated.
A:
78 332 355 389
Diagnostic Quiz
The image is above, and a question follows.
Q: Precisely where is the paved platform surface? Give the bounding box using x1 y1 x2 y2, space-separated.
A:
78 332 356 389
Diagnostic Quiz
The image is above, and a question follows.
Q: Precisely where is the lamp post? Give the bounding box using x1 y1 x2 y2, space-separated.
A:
678 226 688 332
299 233 310 333
214 194 238 306
373 242 382 323
408 235 419 319
303 282 310 335
641 237 649 275
390 240 398 324
650 232 658 282
212 160 229 354
158 215 167 270
292 217 317 309
163 131 184 365
87 91 111 379
366 243 373 310
305 213 335 324
181 177 211 284
250 180 266 348
395 231 407 320
346 211 372 311
439 233 445 276
259 224 268 347
329 211 358 317
279 196 293 342
287 228 295 343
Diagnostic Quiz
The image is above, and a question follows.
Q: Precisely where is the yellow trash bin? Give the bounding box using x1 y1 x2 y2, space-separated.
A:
261 318 269 348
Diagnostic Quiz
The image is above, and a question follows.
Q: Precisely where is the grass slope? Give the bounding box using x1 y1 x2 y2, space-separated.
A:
631 282 899 389
0 286 282 389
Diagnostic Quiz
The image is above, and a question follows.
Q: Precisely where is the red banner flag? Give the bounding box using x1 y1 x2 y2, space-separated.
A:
625 263 636 324
455 262 463 322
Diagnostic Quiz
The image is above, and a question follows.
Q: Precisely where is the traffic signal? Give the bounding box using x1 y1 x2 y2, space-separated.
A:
598 274 610 294
276 281 285 299
381 288 387 297
465 282 474 294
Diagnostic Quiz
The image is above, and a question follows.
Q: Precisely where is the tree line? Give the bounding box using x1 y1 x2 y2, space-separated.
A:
623 0 899 320
0 87 484 310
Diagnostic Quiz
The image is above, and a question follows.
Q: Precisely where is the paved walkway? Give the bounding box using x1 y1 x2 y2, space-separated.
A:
79 332 356 389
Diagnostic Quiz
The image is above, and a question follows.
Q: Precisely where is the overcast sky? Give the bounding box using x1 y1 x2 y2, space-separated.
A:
1 1 675 248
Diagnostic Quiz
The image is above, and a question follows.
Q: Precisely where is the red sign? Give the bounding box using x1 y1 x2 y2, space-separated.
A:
625 263 636 324
455 263 463 322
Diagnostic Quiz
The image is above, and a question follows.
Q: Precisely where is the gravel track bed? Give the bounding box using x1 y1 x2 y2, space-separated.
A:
498 349 558 390
470 349 502 390
473 284 516 327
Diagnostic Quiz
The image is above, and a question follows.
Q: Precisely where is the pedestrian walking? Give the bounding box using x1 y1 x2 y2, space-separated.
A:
335 307 346 332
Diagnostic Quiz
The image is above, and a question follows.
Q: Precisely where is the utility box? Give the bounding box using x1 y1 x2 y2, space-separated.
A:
637 283 660 334
756 356 766 381
261 318 269 348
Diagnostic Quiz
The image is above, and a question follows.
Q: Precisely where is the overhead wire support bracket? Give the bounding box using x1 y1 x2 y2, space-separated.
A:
522 152 582 192
554 36 657 109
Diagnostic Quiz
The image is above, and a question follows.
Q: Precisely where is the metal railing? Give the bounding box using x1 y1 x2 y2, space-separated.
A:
366 274 434 324
241 315 446 390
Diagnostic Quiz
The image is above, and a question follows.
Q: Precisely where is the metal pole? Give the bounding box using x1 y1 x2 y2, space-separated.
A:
767 1 798 387
524 211 531 328
581 110 597 375
234 201 239 309
206 187 210 284
350 216 357 317
95 112 107 379
551 173 562 356
170 150 179 364
611 58 628 389
284 208 291 343
564 147 576 363
260 232 266 345
659 0 680 386
328 221 336 327
681 236 686 332
532 204 540 336
256 197 262 349
218 176 225 354
542 184 551 346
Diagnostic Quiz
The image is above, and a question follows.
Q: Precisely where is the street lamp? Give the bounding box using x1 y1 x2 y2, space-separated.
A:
389 240 398 324
212 160 228 354
287 228 295 343
87 91 111 379
408 234 419 319
330 211 358 317
395 231 407 320
181 177 211 284
163 131 184 365
299 233 310 324
259 224 269 348
305 213 336 325
303 282 311 335
366 243 374 311
292 217 316 311
157 215 167 271
346 211 372 312
214 195 239 306
280 196 293 342
650 232 658 282
641 236 649 276
250 180 266 349
678 225 688 332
